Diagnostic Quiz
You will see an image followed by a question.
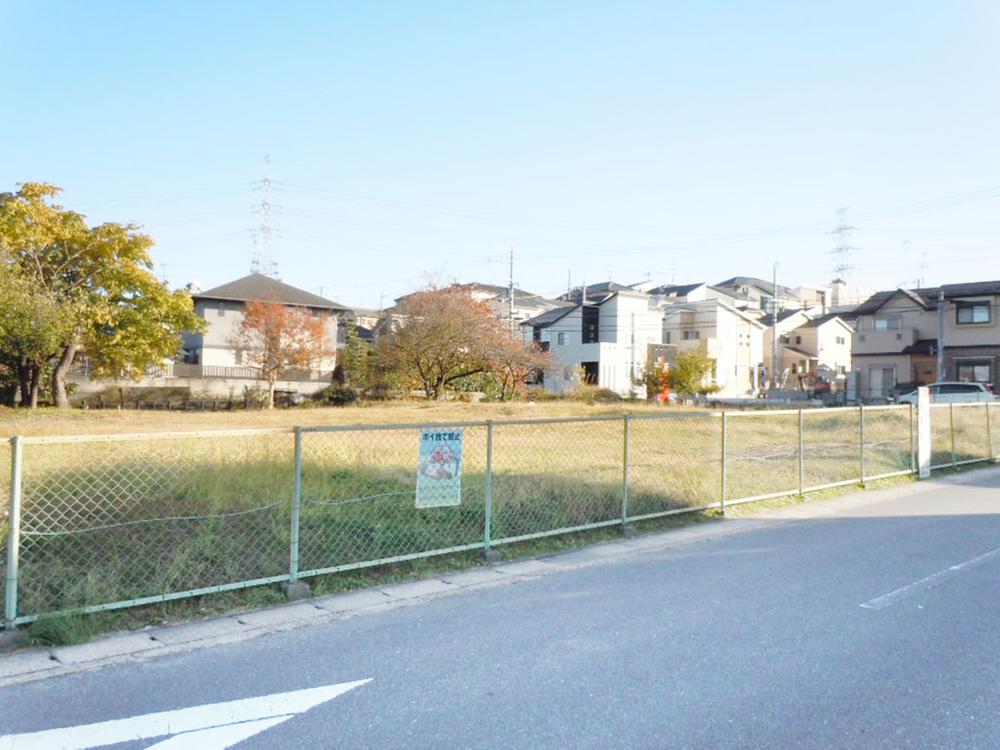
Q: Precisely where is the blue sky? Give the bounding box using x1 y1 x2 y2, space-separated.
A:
3 1 1000 308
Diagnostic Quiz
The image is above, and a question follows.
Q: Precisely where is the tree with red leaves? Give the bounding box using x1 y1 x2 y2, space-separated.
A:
231 299 333 408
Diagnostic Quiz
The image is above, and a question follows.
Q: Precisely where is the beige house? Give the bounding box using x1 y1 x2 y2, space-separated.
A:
763 311 853 389
852 281 1000 401
183 273 348 373
663 299 766 397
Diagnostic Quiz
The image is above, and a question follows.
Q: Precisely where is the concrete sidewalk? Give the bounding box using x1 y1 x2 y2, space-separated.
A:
1 467 994 687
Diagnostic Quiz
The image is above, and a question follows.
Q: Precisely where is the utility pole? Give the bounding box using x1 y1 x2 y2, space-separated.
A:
771 262 780 390
937 288 946 380
630 311 636 388
507 247 515 337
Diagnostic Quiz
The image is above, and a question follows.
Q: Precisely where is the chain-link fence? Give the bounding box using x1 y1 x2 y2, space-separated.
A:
2 404 995 628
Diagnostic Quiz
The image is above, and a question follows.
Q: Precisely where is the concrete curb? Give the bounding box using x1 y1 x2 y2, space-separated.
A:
2 466 997 687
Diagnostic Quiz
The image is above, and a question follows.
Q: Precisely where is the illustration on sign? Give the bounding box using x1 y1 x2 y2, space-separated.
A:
416 429 463 507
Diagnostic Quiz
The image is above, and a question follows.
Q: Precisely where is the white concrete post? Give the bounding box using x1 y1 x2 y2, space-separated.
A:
917 386 931 479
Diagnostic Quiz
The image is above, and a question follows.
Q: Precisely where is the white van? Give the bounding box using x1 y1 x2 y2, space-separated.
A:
895 382 996 405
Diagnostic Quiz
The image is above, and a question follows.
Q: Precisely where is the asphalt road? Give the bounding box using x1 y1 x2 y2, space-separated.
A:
2 472 999 749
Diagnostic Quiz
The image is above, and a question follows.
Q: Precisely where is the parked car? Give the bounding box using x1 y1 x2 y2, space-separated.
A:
894 382 996 405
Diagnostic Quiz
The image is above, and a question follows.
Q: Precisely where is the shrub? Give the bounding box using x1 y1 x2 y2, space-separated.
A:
313 385 358 407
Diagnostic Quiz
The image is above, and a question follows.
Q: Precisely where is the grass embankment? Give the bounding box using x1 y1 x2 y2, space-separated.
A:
1 401 993 647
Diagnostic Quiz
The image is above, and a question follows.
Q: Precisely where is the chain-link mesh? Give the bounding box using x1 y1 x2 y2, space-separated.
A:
628 414 721 516
16 431 293 618
802 409 861 489
862 407 913 477
929 404 954 469
491 419 623 541
953 404 991 464
298 426 486 574
725 412 800 501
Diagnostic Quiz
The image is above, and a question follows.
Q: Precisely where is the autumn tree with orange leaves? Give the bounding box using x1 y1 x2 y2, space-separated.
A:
377 286 553 400
230 299 333 408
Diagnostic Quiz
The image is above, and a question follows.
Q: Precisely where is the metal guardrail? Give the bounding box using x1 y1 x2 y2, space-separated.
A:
3 404 996 629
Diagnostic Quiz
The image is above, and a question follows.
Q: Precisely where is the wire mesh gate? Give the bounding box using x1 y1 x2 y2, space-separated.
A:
3 404 995 628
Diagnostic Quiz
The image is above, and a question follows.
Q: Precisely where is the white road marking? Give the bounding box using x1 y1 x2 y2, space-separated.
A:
0 679 371 750
143 717 290 749
861 546 1000 611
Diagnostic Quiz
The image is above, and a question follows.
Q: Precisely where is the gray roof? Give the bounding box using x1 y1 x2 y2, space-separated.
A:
760 310 804 326
196 273 348 310
854 281 1000 316
715 276 799 299
648 282 705 297
800 313 850 329
558 281 631 304
522 305 578 329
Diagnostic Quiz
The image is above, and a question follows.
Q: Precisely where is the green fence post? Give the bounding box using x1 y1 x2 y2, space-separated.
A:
5 436 23 630
950 403 957 469
859 405 866 486
289 427 303 583
797 409 805 497
621 415 630 528
720 412 728 514
484 420 497 559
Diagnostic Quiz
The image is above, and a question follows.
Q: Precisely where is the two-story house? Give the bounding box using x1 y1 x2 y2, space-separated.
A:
183 273 349 372
662 299 766 397
852 281 1000 400
522 290 664 396
763 310 854 389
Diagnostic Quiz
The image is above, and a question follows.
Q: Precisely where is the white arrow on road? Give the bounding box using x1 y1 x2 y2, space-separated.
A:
0 679 372 750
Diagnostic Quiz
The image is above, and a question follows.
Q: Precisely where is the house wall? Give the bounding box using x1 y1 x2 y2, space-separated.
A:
533 293 663 396
663 301 763 397
813 320 853 375
187 299 340 370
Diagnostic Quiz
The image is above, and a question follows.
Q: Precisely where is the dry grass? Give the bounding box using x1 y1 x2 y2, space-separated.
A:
0 399 708 437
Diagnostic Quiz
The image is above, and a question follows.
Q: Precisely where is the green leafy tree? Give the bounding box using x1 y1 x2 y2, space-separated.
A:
0 183 205 407
669 345 720 397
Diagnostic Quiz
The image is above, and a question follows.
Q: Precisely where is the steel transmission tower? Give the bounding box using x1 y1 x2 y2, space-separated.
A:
827 207 857 284
250 155 279 278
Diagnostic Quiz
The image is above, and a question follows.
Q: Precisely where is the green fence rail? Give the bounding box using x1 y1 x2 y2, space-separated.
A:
3 403 996 629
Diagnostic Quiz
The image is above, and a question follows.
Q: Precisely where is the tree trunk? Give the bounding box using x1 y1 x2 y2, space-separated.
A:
52 343 78 409
267 377 277 409
28 364 41 409
16 362 31 407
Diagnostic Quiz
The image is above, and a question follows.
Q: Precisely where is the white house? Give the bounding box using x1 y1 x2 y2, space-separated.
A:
663 299 766 397
763 311 854 389
523 290 665 396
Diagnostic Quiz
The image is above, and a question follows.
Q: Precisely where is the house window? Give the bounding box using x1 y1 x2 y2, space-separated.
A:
582 307 599 344
836 336 846 345
956 301 991 325
682 330 700 341
234 349 243 365
557 332 566 345
957 360 991 383
795 336 802 345
217 303 226 318
873 317 901 330
779 335 790 344
665 332 671 344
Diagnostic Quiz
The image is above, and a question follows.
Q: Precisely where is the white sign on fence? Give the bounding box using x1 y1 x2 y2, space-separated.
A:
917 386 931 478
416 429 463 508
